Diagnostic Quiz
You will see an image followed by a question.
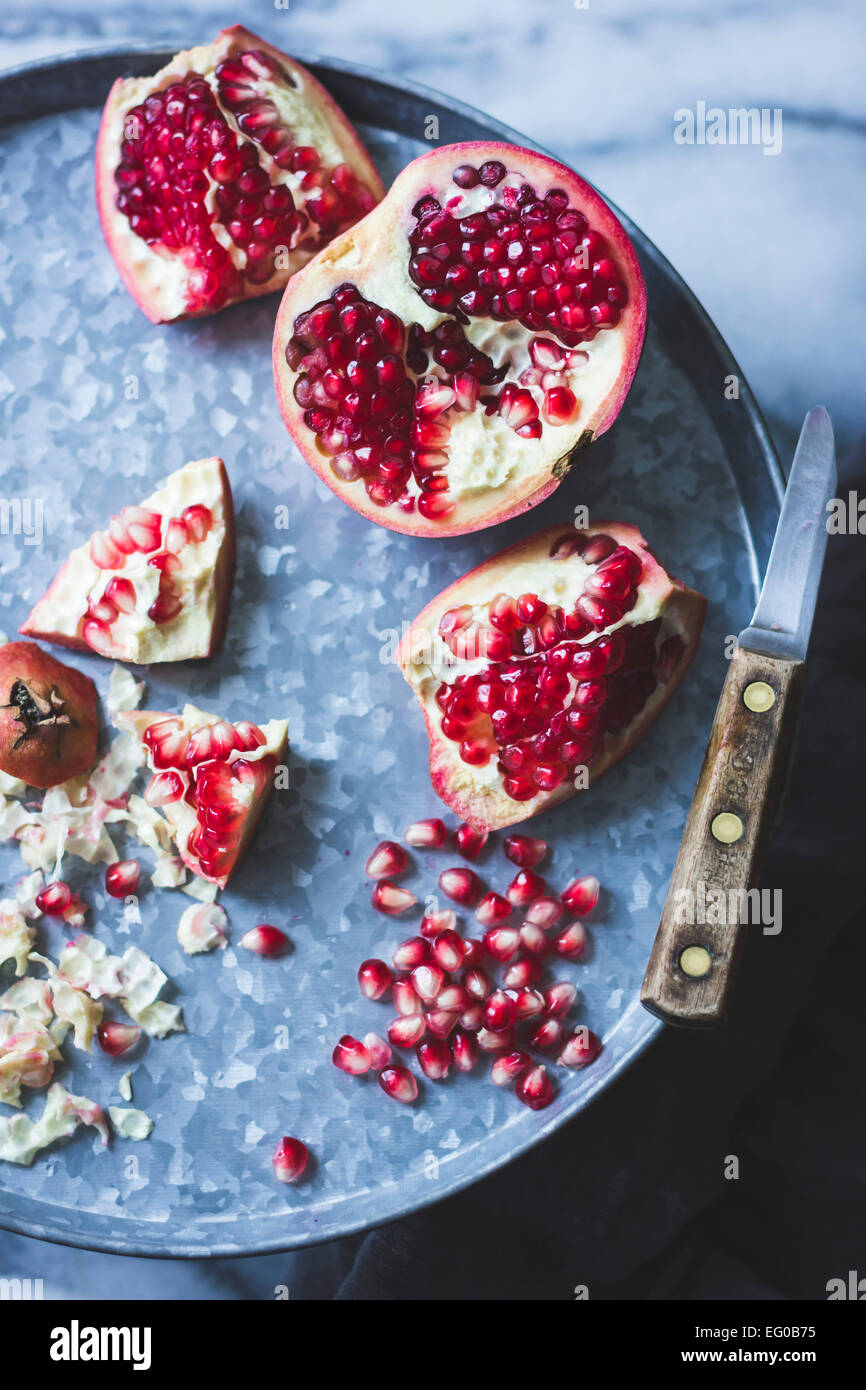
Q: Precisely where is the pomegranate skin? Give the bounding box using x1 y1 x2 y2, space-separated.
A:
398 521 706 831
273 141 647 538
0 642 98 788
95 26 384 324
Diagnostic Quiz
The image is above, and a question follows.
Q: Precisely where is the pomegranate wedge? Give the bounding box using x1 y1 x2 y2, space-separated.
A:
96 25 384 322
20 458 234 665
398 523 705 829
115 703 288 887
273 142 646 536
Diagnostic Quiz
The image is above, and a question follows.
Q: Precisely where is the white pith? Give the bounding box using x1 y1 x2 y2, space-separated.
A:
23 458 229 664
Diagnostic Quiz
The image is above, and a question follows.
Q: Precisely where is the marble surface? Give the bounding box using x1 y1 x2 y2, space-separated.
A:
0 0 861 1300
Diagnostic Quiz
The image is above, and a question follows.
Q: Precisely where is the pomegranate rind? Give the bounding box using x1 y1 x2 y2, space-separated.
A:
273 141 646 537
397 522 705 830
20 458 235 665
95 25 385 323
115 704 288 888
0 642 99 790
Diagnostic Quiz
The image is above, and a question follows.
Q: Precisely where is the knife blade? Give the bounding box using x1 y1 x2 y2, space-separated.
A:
738 406 836 661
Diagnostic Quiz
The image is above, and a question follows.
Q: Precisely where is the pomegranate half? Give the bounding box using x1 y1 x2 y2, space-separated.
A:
397 523 705 830
96 25 384 322
115 703 288 887
273 142 646 536
20 458 234 665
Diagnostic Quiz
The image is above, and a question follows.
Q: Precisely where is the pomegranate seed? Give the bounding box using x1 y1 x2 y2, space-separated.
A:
562 875 600 916
378 1065 418 1103
437 982 469 1012
105 576 136 614
491 1050 531 1086
105 860 140 899
451 1028 478 1071
506 869 546 907
475 892 511 927
512 987 545 1020
420 907 457 939
463 966 492 1001
483 926 521 962
90 530 125 569
233 720 267 752
411 962 445 1002
35 881 71 914
332 1034 372 1074
392 979 421 1015
392 936 429 970
372 881 417 915
363 1032 392 1069
525 896 564 929
426 1008 460 1038
456 824 488 860
182 504 213 542
554 921 587 960
503 957 541 989
559 1027 602 1068
144 769 184 806
516 1065 554 1110
96 1021 141 1057
240 924 288 957
432 929 464 971
484 989 516 1032
503 834 548 868
184 723 217 765
439 866 482 905
529 1018 564 1051
82 618 116 655
461 938 484 967
387 1013 426 1048
272 1136 308 1184
404 818 448 848
165 517 190 553
416 1038 451 1080
358 958 392 1000
477 1026 514 1053
459 1002 485 1031
365 839 408 879
519 922 550 958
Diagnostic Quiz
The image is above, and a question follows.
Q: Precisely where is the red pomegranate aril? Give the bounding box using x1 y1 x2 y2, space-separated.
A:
105 576 136 614
506 869 546 907
387 1013 427 1048
514 987 546 1021
404 817 448 848
516 592 547 623
525 896 564 930
554 921 587 960
365 839 408 879
432 930 464 972
392 936 429 971
460 938 484 968
392 978 421 1016
379 1065 418 1102
456 823 488 860
460 1002 485 1031
411 961 445 1002
332 1034 372 1075
272 1136 309 1184
503 956 542 990
90 531 125 570
503 834 548 868
363 1032 393 1070
463 966 492 1001
477 1026 514 1053
519 922 550 958
96 1021 142 1058
516 1064 554 1110
416 1038 451 1080
559 1027 602 1068
475 891 511 927
105 860 140 899
484 989 516 1032
35 881 72 914
372 880 417 915
491 1050 531 1086
439 866 482 905
420 907 457 939
451 1028 478 1071
483 925 521 962
240 924 289 957
426 1008 460 1038
544 982 578 1018
562 874 600 915
437 982 469 1012
144 769 184 806
529 1018 564 1051
358 958 392 1000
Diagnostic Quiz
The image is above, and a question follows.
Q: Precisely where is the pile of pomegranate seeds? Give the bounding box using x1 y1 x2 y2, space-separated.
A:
332 828 602 1112
431 532 684 799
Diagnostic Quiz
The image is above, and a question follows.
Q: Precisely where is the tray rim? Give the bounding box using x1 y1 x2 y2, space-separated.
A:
0 43 782 1260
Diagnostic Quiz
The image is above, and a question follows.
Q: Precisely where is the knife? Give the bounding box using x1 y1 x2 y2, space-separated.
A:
640 407 836 1027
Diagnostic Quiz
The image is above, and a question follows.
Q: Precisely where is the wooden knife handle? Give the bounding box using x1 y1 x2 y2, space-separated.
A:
640 646 804 1028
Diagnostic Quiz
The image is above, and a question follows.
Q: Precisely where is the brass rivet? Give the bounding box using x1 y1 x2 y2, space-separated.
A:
680 945 712 978
711 811 744 844
744 681 776 713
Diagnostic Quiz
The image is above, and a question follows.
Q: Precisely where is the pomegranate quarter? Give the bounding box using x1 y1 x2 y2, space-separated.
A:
96 25 384 322
20 458 234 665
398 523 705 830
273 143 646 535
